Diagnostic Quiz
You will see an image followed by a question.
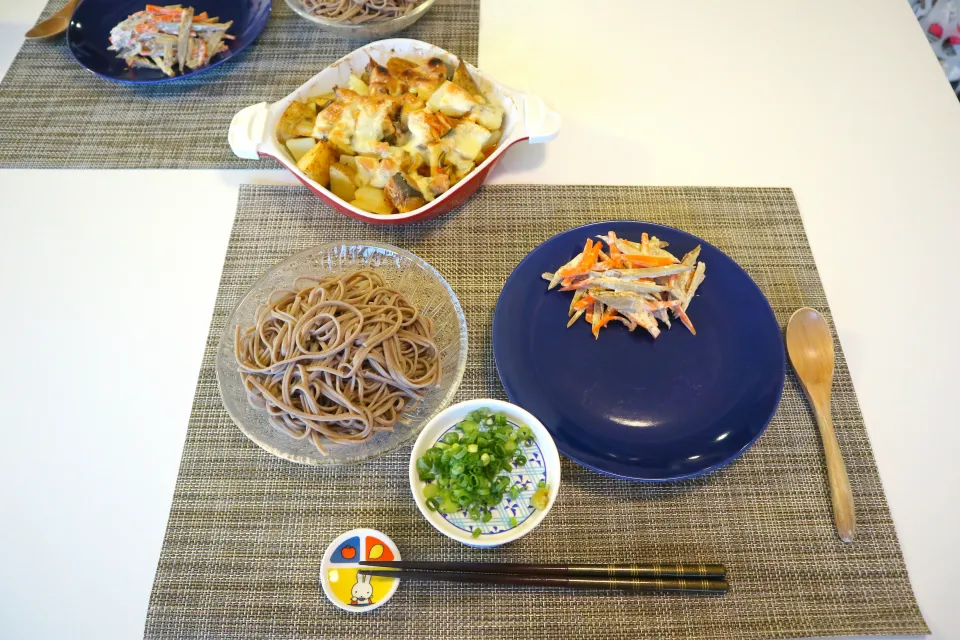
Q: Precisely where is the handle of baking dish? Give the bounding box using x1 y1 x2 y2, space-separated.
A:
522 93 561 144
228 102 270 160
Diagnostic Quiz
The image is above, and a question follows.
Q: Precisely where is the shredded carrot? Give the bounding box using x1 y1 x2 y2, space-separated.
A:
645 299 681 311
146 4 182 14
593 308 618 337
577 240 603 271
573 295 596 311
557 240 604 278
674 305 696 335
606 231 622 266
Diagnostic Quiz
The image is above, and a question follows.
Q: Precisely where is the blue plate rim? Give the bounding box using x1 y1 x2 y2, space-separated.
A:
492 219 786 483
65 0 272 85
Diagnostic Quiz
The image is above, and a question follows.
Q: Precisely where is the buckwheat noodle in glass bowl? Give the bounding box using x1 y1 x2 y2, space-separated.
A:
284 0 437 38
302 0 424 23
216 242 467 465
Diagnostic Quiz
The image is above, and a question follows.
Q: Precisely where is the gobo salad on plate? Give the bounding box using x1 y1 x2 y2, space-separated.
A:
108 5 234 77
542 231 707 339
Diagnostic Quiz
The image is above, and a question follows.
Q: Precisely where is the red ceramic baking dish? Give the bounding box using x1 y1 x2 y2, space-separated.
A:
228 39 560 225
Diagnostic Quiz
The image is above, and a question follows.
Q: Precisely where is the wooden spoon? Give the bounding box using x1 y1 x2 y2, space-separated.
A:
25 0 79 40
786 307 856 543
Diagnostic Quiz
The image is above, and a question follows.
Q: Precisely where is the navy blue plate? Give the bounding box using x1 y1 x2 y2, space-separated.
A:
493 221 785 482
66 0 271 84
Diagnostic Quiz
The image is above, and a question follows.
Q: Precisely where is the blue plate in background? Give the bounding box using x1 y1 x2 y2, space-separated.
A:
492 221 785 482
66 0 271 84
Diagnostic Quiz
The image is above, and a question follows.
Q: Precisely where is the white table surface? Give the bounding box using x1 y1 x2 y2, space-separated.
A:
1 0 958 638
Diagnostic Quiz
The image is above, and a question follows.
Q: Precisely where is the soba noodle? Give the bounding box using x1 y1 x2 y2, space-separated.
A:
301 0 424 24
235 270 441 454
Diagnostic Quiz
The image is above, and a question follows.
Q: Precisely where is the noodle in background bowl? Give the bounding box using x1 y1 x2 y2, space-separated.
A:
215 241 468 465
283 0 438 39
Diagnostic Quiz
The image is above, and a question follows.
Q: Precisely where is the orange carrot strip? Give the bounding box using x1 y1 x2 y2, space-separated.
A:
674 306 696 335
559 279 597 291
558 241 604 277
146 5 182 14
645 299 681 311
556 249 587 277
577 239 602 270
595 308 618 331
606 231 622 266
573 295 596 311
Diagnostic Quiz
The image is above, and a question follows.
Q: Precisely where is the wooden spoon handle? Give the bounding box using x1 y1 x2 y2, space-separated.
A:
805 386 856 542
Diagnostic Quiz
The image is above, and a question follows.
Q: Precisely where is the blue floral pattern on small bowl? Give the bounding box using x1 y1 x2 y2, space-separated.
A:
425 420 548 537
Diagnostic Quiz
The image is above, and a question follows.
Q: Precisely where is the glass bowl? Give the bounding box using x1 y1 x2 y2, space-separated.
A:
283 0 438 39
216 241 468 465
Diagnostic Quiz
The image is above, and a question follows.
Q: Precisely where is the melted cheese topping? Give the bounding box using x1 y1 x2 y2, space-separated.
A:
353 99 392 156
426 81 478 116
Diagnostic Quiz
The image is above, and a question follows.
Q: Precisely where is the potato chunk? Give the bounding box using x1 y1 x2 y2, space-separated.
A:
277 100 317 142
329 162 358 202
452 60 483 99
351 186 393 215
285 137 316 162
296 140 336 187
347 74 370 96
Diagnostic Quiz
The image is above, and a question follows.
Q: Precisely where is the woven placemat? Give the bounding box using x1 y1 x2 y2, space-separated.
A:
0 0 478 169
144 185 928 640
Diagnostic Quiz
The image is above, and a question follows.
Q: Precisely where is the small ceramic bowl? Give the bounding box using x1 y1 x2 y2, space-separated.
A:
408 399 561 548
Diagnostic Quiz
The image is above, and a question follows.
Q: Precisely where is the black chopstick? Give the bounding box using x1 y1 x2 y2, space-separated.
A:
359 560 726 579
357 569 728 593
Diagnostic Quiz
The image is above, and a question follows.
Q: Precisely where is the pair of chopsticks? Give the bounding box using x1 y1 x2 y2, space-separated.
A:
358 561 728 594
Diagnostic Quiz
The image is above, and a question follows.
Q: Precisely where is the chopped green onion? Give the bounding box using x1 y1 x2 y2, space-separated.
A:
472 527 481 538
416 409 539 526
509 516 518 527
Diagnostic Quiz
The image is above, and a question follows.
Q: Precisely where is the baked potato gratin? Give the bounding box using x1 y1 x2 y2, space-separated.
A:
277 56 505 215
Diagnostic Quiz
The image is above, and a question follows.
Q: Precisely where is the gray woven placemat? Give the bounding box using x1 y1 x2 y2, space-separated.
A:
144 185 928 640
0 0 477 169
